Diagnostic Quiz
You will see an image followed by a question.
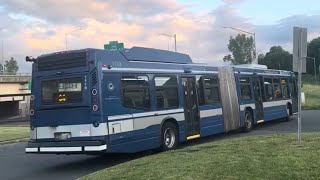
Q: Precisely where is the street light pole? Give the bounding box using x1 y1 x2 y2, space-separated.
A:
0 27 4 69
160 33 177 52
222 26 257 64
1 39 3 64
65 28 82 50
65 33 67 50
306 57 317 82
174 34 177 52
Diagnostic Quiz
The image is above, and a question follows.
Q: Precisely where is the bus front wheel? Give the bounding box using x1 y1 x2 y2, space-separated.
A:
161 122 178 151
243 110 253 133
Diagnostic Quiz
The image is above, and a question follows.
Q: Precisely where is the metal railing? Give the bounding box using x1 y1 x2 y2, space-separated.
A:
0 72 31 76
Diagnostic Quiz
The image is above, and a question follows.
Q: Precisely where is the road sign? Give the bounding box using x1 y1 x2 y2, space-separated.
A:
28 80 32 90
104 41 124 51
293 27 307 73
293 27 308 144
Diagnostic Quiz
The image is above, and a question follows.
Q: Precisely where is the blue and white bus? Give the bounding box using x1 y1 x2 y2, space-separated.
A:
25 47 297 154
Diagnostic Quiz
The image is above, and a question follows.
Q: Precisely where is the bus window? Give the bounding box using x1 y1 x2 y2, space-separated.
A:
42 77 83 104
155 76 179 109
203 77 220 104
264 78 274 101
198 76 220 105
121 75 150 109
273 78 282 100
196 76 205 105
281 79 289 99
290 79 298 98
240 77 252 100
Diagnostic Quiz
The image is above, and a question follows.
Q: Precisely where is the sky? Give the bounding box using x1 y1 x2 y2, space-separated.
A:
0 0 320 72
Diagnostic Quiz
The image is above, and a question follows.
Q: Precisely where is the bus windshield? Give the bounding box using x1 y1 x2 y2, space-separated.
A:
42 77 83 104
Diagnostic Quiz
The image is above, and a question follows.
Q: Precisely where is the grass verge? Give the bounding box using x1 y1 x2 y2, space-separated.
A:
302 83 320 109
0 126 29 144
82 133 320 180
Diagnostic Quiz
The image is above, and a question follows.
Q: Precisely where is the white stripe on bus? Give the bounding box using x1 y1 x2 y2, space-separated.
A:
108 112 185 135
40 147 82 152
200 108 223 118
263 100 292 108
240 104 256 111
35 123 108 139
108 108 184 121
25 148 38 153
103 67 183 73
102 67 218 74
84 145 107 151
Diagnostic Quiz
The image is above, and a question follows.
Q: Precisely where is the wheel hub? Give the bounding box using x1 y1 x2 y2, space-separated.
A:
164 128 175 148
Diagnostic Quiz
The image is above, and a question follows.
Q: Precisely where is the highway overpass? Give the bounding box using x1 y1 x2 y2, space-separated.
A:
0 73 31 120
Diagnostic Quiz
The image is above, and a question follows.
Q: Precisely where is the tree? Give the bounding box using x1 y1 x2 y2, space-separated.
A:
0 63 3 74
223 34 255 65
307 37 320 75
4 57 19 74
258 46 292 71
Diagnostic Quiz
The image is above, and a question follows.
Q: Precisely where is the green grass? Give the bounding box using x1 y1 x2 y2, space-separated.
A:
302 83 320 109
302 74 320 109
82 133 320 180
0 126 29 144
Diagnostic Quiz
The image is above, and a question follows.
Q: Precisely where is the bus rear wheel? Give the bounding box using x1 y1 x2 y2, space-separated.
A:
285 105 292 121
161 122 178 151
243 110 253 133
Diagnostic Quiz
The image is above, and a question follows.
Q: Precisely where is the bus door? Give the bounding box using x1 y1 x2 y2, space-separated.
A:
182 77 200 138
253 77 264 121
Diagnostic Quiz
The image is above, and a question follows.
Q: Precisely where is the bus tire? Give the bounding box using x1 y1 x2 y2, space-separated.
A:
285 105 292 121
243 110 253 133
161 122 178 151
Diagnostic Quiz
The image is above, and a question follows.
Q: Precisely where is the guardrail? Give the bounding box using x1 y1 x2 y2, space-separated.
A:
0 73 31 76
0 93 31 97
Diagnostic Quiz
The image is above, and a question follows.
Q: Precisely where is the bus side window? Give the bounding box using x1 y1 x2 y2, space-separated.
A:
197 76 220 105
196 76 205 105
281 79 289 99
204 76 220 104
154 76 179 109
121 75 150 109
264 78 274 101
273 78 282 100
290 78 298 98
239 77 252 100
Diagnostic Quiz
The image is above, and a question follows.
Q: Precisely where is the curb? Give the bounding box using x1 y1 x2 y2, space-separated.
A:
0 138 29 145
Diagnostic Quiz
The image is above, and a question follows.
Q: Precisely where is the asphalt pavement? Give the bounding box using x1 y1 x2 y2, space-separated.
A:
0 110 319 180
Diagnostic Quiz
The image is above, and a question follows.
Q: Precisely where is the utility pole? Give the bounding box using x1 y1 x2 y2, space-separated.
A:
65 28 82 50
0 27 4 72
1 39 3 64
160 33 177 52
306 57 317 82
174 34 177 52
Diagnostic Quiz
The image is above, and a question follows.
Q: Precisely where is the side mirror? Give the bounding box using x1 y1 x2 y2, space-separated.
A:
26 56 37 63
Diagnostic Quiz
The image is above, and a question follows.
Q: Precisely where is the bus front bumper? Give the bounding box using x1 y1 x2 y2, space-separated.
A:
25 141 107 154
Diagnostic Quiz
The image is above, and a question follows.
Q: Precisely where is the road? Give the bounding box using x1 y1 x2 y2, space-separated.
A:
0 110 319 180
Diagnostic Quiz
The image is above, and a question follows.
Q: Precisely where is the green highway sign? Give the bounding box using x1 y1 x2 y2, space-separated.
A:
28 80 32 90
104 41 124 51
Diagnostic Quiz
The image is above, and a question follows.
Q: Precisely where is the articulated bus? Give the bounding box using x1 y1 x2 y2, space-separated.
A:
25 47 297 154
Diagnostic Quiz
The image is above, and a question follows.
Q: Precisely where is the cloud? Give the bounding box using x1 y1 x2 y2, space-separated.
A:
222 0 247 5
2 0 182 24
256 15 320 53
0 0 319 73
